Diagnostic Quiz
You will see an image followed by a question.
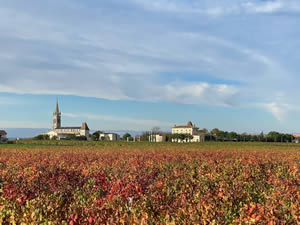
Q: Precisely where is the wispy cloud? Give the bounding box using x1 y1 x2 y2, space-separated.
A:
263 103 288 121
244 1 283 13
162 82 239 106
129 0 300 15
243 0 300 14
261 102 300 121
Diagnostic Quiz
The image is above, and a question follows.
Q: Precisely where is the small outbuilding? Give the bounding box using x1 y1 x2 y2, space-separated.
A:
149 133 169 142
99 132 120 141
0 130 8 143
292 134 300 143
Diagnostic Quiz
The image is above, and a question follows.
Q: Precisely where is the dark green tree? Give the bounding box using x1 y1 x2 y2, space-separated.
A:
34 134 50 140
140 132 151 141
92 131 101 141
227 132 238 141
199 128 208 134
122 133 132 141
210 128 220 136
267 131 281 142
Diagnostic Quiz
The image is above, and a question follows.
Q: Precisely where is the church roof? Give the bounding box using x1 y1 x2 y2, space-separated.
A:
59 127 81 130
81 122 89 130
172 121 199 129
187 121 193 126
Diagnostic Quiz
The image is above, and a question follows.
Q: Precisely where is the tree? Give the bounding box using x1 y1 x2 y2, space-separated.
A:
199 128 208 134
140 131 151 141
91 135 98 141
216 130 226 141
205 134 216 141
34 134 49 140
170 134 192 142
227 132 238 141
165 134 173 142
259 132 265 142
51 136 58 140
251 135 259 142
240 133 249 142
178 134 186 142
170 134 183 142
65 134 87 141
267 131 281 142
75 136 87 141
185 134 194 142
210 128 220 136
284 134 293 143
122 133 131 141
66 134 77 140
152 126 161 135
92 131 100 141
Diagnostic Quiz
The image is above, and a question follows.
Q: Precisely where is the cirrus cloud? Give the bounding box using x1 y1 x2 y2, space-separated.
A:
129 0 300 15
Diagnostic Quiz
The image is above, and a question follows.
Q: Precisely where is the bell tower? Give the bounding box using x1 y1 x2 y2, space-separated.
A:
53 99 61 129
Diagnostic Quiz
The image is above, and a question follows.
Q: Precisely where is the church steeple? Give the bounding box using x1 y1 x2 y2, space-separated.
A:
56 99 59 113
53 99 61 129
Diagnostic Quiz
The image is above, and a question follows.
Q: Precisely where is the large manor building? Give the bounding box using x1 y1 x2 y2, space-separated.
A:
172 121 203 142
46 101 90 140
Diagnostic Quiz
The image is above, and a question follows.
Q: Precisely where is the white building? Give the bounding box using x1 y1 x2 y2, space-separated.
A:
292 134 300 143
46 101 90 140
99 132 120 141
149 134 167 142
172 121 203 142
0 130 7 143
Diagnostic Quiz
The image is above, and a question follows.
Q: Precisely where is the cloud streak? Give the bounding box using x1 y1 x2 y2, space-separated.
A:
262 102 300 121
129 0 300 15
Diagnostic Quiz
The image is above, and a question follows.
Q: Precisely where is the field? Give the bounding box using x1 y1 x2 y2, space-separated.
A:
0 142 299 224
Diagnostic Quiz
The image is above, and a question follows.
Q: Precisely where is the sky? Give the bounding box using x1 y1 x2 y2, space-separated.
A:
1 0 300 135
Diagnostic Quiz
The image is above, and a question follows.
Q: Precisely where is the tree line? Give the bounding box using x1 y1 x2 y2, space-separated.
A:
138 128 295 143
33 128 295 143
207 129 294 142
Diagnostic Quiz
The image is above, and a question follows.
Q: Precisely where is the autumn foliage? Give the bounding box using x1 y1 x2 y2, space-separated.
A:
0 142 299 224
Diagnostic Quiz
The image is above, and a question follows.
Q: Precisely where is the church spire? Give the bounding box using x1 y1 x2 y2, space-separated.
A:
56 98 59 113
53 99 61 129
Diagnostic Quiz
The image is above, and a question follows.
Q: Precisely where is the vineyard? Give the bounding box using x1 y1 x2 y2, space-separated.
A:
0 142 299 224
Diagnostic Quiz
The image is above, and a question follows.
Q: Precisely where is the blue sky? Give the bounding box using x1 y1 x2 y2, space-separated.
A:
1 0 300 134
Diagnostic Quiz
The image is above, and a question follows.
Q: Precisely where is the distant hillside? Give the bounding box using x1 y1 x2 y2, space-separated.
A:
4 128 49 139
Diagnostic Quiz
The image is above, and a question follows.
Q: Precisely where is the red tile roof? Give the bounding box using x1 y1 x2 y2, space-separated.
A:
173 121 199 129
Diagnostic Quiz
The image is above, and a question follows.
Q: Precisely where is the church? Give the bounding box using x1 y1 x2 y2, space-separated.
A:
46 101 90 140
